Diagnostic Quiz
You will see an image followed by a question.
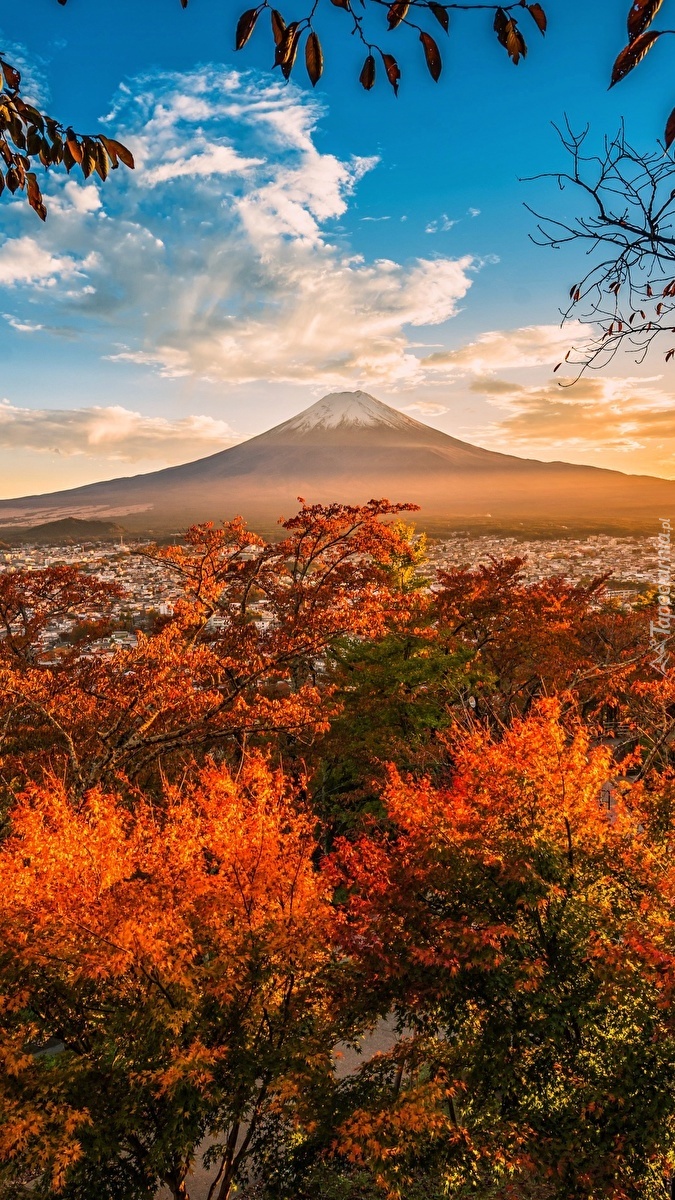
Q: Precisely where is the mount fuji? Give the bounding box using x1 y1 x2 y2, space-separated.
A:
1 390 674 534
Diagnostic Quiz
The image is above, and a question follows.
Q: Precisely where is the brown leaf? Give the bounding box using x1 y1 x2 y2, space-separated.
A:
665 105 675 150
235 8 259 50
19 104 45 132
330 0 351 8
8 117 25 150
493 8 509 42
26 128 41 157
305 31 323 86
65 129 83 165
274 21 297 65
387 1 409 29
94 141 110 181
281 33 301 77
381 52 401 94
26 172 46 221
99 137 134 169
276 23 301 77
44 140 58 166
0 60 21 91
99 136 118 167
271 10 286 45
428 3 449 33
180 0 189 7
527 3 547 34
610 30 661 86
80 138 97 180
506 22 526 63
419 31 442 80
627 0 664 41
493 9 526 64
359 53 376 90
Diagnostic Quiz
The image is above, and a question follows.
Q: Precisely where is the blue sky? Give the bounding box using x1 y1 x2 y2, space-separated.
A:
1 0 675 496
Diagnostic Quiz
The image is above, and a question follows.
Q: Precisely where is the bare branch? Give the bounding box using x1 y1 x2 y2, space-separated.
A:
527 121 675 380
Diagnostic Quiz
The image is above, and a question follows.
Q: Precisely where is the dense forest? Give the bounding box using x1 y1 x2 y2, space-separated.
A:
1 499 675 1199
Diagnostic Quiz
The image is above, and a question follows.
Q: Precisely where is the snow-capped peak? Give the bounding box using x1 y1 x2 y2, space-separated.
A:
280 391 414 434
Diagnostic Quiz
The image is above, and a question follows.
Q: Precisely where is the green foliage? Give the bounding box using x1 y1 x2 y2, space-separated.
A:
313 629 474 827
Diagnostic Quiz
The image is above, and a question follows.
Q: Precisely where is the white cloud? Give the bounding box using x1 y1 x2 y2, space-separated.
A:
424 323 592 375
3 314 43 333
401 400 449 415
0 237 79 286
143 144 263 186
468 207 480 218
467 372 675 474
425 214 458 234
0 68 478 389
0 39 51 108
50 181 103 215
0 401 239 462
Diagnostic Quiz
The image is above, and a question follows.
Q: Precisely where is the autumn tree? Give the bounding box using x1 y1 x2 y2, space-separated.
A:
311 533 472 822
0 500 417 795
4 524 675 1199
0 755 369 1200
324 702 675 1200
0 564 118 666
226 0 547 94
434 555 669 735
310 553 662 827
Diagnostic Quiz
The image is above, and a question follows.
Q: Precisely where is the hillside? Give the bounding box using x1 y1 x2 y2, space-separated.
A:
1 391 674 535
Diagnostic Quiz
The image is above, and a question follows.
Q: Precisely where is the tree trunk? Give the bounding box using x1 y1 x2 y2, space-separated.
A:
163 1173 190 1200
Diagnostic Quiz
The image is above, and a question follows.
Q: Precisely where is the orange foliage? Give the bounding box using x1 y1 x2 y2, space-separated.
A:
3 504 675 1199
330 702 675 1198
0 755 347 1199
0 499 417 793
434 557 650 723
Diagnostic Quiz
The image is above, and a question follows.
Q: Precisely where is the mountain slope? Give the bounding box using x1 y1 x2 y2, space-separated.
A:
1 390 674 533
